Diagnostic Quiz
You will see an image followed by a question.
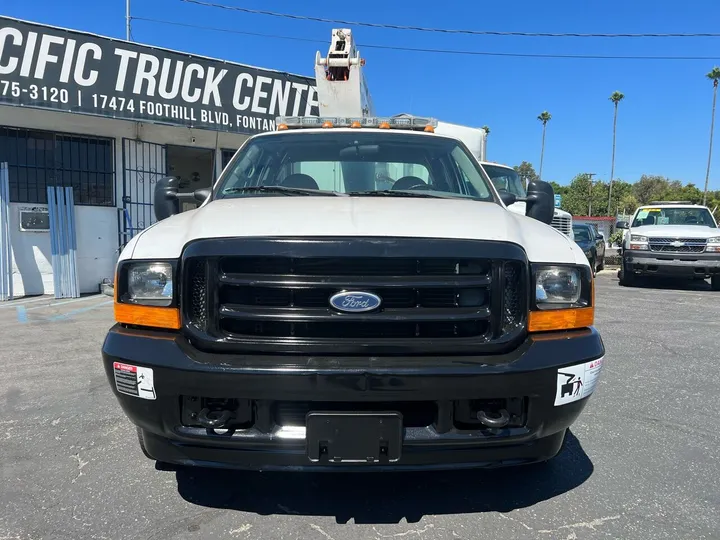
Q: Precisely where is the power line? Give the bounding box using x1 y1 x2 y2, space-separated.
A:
179 0 720 39
132 17 720 61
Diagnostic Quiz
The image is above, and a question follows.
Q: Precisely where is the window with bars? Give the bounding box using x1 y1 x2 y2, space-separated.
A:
0 126 115 206
221 149 237 172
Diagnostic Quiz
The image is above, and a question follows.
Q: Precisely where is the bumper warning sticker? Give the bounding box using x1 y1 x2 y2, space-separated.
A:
554 356 604 406
113 362 156 400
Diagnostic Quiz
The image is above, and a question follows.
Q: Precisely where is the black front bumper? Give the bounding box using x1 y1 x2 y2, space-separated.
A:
624 249 720 277
101 325 605 471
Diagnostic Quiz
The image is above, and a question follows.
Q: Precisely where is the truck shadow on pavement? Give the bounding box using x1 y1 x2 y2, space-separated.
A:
174 430 592 524
612 273 715 291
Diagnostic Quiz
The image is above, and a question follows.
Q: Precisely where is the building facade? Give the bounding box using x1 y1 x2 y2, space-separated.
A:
0 16 318 296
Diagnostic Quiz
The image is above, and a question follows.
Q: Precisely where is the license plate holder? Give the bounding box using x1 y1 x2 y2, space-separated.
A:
306 411 403 464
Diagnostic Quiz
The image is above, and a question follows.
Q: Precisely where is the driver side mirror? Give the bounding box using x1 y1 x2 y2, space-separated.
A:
524 180 555 225
154 177 181 221
153 178 212 222
616 221 629 229
498 190 517 207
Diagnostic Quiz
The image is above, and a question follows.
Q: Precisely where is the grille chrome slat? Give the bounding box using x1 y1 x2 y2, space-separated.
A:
218 273 492 289
218 304 492 323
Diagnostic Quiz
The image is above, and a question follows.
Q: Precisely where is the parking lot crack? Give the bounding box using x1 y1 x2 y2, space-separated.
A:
71 452 88 483
372 524 435 537
309 524 335 540
538 515 622 534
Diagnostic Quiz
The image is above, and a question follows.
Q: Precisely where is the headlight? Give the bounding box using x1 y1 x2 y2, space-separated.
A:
707 237 720 252
708 237 720 243
529 264 594 332
123 262 174 306
629 234 649 250
535 266 581 305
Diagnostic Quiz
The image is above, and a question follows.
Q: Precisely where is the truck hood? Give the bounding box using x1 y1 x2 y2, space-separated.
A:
630 225 719 238
120 196 587 264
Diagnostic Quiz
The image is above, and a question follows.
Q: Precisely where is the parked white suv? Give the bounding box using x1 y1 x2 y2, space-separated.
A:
616 201 720 289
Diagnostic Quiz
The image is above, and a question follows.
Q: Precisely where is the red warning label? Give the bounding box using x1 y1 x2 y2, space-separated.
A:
113 362 156 400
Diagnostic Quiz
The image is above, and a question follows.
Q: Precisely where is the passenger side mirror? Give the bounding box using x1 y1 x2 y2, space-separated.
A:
498 190 517 207
524 180 555 225
616 221 629 229
153 177 181 221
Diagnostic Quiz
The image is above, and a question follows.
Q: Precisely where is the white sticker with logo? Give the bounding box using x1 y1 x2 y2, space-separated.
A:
113 362 156 400
554 356 604 406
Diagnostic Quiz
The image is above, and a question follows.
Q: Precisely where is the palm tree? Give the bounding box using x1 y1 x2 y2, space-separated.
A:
704 67 720 206
537 111 552 180
607 91 625 215
482 125 490 135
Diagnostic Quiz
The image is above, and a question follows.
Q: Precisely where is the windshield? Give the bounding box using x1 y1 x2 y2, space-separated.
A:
482 164 526 198
573 226 592 242
631 207 717 228
215 132 496 201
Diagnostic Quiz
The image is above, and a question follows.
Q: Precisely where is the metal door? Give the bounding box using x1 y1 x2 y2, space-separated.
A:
121 139 167 246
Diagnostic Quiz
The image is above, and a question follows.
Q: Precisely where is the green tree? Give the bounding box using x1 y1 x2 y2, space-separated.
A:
513 161 539 185
537 111 552 180
608 179 637 217
608 91 625 215
482 125 490 135
562 174 596 216
704 67 720 206
633 175 670 205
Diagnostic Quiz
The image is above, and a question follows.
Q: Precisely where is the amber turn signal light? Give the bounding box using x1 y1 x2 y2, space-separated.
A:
528 307 594 333
114 303 181 330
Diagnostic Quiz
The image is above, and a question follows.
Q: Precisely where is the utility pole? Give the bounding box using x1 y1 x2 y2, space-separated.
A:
586 173 596 216
126 0 131 41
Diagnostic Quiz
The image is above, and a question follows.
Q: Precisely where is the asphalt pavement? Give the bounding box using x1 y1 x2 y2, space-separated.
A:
1 273 719 540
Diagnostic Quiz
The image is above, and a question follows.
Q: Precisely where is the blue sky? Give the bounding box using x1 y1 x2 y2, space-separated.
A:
4 0 720 189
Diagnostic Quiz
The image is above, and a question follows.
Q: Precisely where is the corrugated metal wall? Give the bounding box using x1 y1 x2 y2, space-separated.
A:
47 186 80 299
0 162 12 301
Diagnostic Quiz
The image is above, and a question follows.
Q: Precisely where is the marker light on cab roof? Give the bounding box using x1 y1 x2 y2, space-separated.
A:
275 115 438 131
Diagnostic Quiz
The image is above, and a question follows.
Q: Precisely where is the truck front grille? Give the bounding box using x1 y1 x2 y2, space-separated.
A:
649 237 707 254
182 238 528 355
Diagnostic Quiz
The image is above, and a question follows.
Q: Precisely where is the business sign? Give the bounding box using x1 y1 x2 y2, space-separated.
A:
554 194 562 208
0 17 319 134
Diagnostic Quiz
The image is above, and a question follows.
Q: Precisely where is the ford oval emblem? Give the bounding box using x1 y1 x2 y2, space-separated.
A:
329 291 382 313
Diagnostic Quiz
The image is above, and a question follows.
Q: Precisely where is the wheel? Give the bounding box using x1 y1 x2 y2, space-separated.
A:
712 275 720 291
618 262 635 287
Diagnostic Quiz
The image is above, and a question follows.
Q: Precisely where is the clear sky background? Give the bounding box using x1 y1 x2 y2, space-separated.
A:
4 0 720 189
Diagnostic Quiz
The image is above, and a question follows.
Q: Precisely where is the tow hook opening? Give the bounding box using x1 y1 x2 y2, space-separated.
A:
197 408 232 429
476 409 510 428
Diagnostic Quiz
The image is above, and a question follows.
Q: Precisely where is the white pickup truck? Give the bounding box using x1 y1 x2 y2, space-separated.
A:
616 201 720 289
480 161 573 239
103 115 604 472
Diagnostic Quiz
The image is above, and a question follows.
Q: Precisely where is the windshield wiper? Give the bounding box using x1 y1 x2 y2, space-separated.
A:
222 186 346 196
349 190 465 199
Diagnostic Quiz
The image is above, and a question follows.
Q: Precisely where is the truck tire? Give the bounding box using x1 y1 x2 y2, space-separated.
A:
712 275 720 291
619 263 635 287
